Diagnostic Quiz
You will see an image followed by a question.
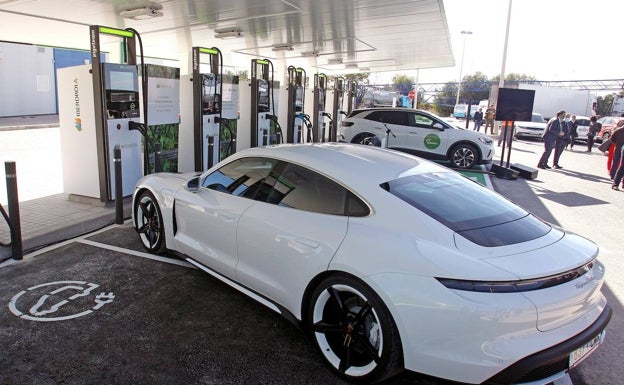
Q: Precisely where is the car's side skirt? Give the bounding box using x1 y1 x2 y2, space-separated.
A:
179 253 301 327
388 147 448 162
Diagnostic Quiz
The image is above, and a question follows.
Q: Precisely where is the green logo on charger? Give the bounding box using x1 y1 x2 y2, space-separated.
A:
424 134 441 149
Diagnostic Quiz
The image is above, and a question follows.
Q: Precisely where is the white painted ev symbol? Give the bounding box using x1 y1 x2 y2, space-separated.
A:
8 281 115 322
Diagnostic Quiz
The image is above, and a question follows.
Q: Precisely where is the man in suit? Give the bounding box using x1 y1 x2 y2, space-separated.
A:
537 110 568 169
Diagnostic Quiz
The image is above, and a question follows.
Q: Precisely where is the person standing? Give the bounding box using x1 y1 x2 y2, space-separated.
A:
537 110 567 169
586 116 600 152
484 104 496 134
473 108 483 131
607 120 624 179
552 117 570 169
567 115 578 150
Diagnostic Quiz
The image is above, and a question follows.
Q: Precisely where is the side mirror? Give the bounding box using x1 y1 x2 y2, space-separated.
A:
185 176 200 192
433 122 445 131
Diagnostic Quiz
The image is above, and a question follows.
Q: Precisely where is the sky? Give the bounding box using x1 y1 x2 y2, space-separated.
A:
386 0 624 85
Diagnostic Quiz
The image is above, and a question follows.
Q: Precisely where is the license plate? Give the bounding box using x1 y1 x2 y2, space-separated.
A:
569 331 605 368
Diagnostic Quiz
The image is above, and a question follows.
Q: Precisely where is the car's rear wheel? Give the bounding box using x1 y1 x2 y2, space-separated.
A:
307 274 402 384
449 143 478 169
134 190 165 253
354 133 382 147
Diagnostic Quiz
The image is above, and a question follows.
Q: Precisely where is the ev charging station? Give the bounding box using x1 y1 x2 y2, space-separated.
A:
346 80 358 115
330 77 345 142
192 47 221 171
312 73 329 142
58 25 143 202
179 47 239 173
285 66 307 143
250 58 283 147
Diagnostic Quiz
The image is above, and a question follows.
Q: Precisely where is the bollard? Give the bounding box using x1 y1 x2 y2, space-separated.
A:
5 161 23 260
114 145 124 225
154 142 162 173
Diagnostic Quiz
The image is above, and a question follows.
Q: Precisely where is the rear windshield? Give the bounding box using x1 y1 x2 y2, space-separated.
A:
382 172 551 246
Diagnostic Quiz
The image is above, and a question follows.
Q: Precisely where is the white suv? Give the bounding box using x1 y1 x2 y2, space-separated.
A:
338 108 494 169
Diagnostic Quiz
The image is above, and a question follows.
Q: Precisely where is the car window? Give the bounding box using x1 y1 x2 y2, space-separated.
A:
268 162 369 216
382 172 549 246
383 171 527 231
383 110 407 125
201 157 280 200
364 111 383 123
577 119 590 126
409 112 436 128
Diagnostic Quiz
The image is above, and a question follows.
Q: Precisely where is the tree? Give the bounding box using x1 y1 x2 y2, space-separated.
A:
433 82 458 116
457 71 490 105
344 72 371 109
490 73 537 87
392 74 414 96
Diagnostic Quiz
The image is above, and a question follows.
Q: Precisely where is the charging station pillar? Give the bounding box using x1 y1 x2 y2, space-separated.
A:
286 66 306 143
346 80 358 115
58 25 143 202
191 47 223 171
250 59 274 147
330 77 345 142
312 73 328 142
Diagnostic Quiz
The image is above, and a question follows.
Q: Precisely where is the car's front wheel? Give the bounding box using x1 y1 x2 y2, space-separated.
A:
354 133 382 147
449 143 478 169
134 190 165 253
307 274 402 384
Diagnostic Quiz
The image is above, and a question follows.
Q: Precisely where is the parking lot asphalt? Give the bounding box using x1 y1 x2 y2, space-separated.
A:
1 222 464 385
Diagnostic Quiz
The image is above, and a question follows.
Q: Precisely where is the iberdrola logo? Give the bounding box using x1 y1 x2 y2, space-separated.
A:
74 117 82 131
73 78 81 131
424 134 441 149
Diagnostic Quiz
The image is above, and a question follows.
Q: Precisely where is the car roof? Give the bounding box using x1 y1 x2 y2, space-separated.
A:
228 143 445 187
350 107 431 115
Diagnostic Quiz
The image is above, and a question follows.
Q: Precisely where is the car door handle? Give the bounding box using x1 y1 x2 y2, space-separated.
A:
294 238 320 249
218 212 236 222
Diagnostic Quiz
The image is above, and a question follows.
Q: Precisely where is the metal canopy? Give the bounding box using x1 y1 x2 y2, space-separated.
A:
1 0 455 75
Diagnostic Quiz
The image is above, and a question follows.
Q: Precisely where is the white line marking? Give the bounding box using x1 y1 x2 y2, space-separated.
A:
77 239 194 269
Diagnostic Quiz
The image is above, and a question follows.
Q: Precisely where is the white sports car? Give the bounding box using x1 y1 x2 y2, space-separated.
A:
132 143 611 385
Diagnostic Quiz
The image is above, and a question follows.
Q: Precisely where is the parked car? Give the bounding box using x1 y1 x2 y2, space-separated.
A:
573 115 591 142
453 103 477 119
133 144 611 385
338 108 494 169
514 113 547 140
596 116 623 142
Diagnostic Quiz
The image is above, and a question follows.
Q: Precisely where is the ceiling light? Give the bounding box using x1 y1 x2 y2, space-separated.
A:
327 58 343 65
119 7 163 20
214 27 243 39
272 44 294 52
344 63 358 69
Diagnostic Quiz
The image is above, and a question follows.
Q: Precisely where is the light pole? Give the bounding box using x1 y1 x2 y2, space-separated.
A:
455 30 472 106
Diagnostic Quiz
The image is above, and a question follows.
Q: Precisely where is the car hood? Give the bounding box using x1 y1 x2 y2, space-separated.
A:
515 121 547 129
454 229 598 280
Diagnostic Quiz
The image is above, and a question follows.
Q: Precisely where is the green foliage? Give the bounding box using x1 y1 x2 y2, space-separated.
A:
392 74 415 96
433 71 537 116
